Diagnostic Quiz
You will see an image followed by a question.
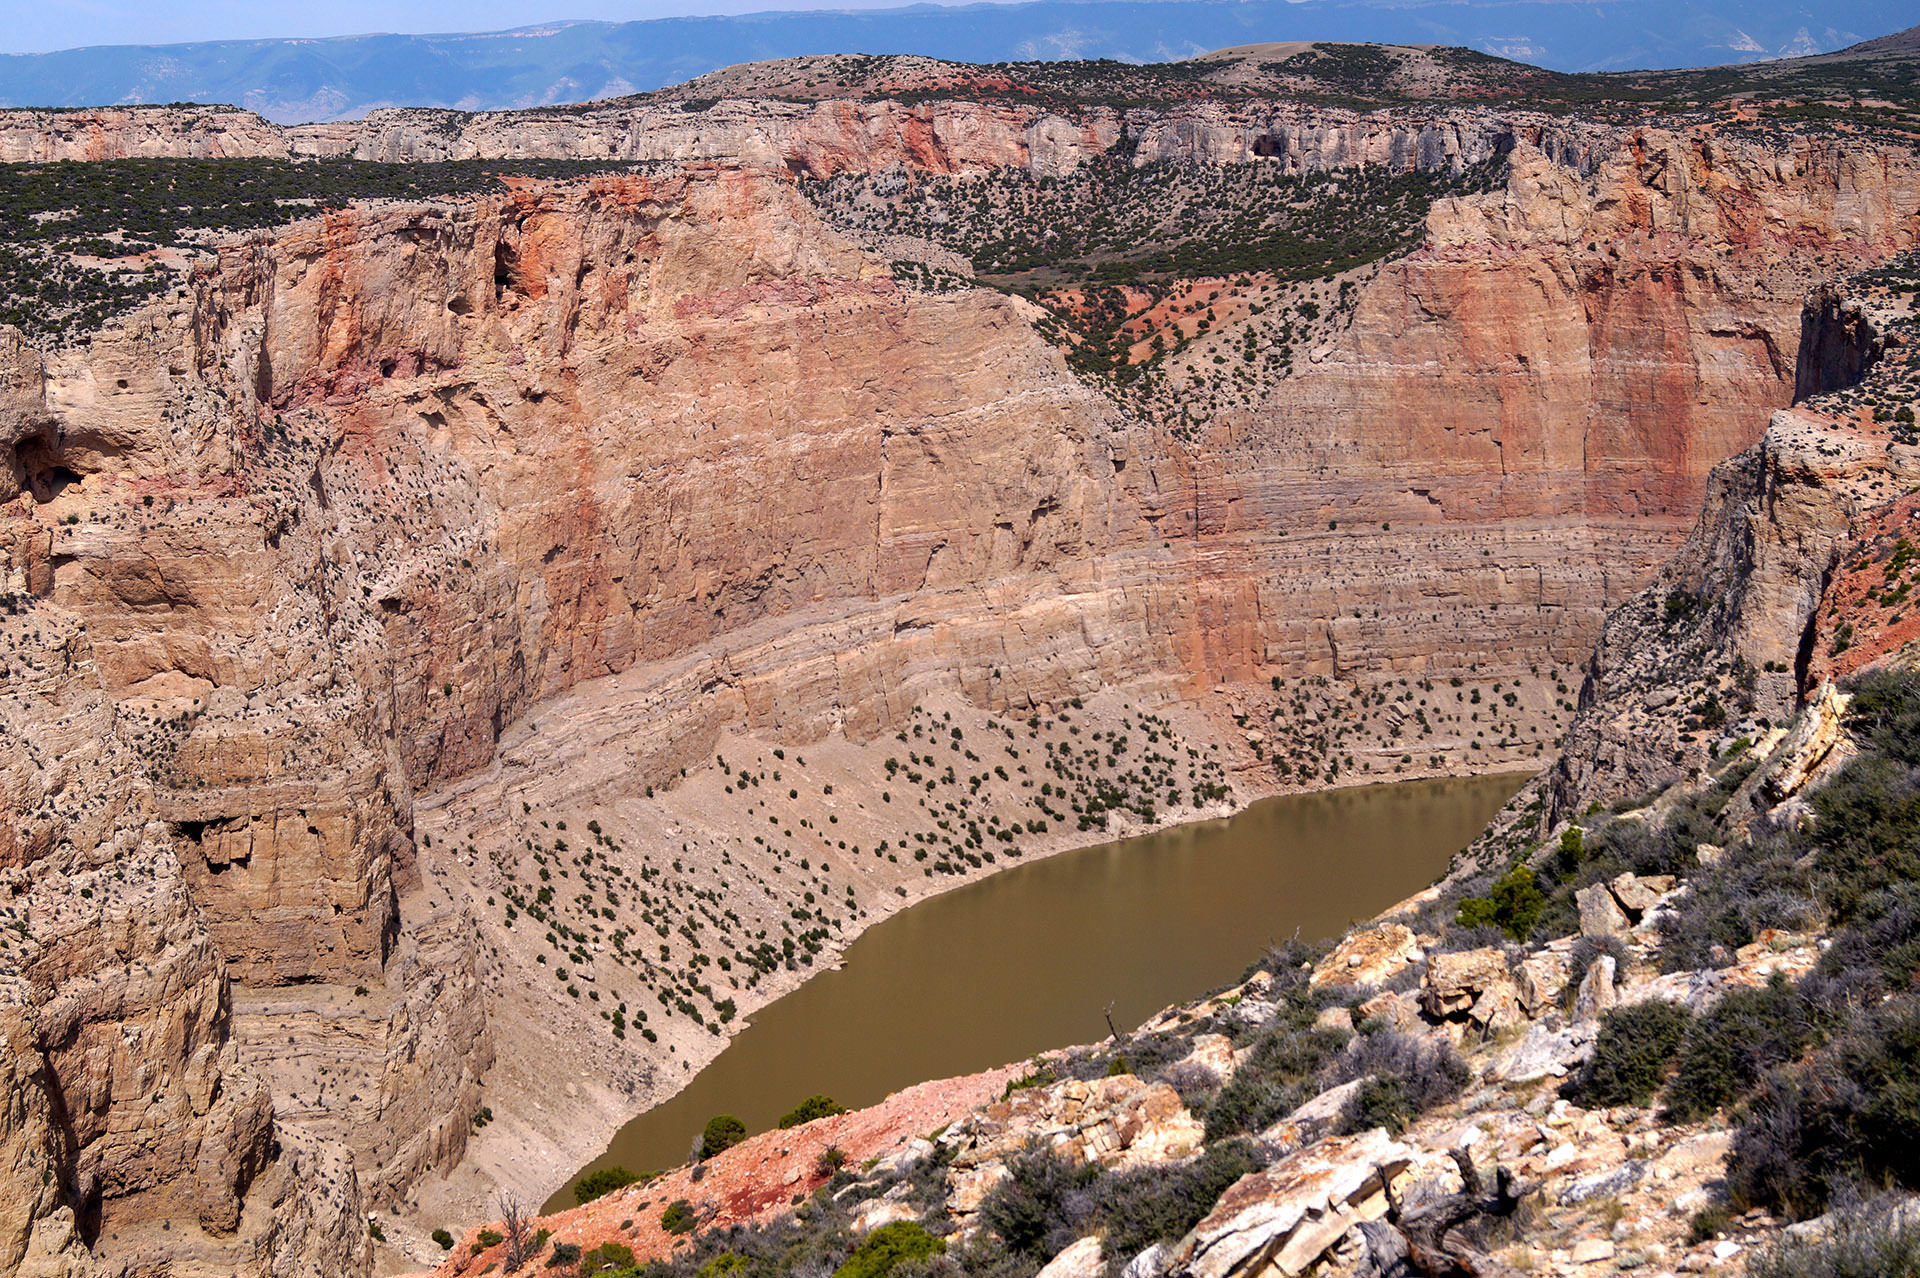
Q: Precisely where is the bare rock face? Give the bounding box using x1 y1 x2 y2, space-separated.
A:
1312 924 1420 989
0 106 289 162
0 97 1915 1278
1166 1129 1422 1278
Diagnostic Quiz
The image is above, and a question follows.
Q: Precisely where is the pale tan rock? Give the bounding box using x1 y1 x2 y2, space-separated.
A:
1357 991 1419 1032
851 1202 919 1234
1514 954 1569 1016
1168 1130 1416 1278
1037 1236 1105 1278
1610 873 1670 914
1573 955 1617 1024
1312 925 1420 989
1570 1238 1616 1263
1315 1006 1356 1035
1577 885 1630 937
1423 948 1511 1020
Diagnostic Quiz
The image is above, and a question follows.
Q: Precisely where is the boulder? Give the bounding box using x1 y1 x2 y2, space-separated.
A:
1261 1078 1370 1147
1577 885 1629 937
1100 1082 1205 1169
868 1137 936 1179
1167 1130 1415 1278
1470 982 1526 1032
1610 873 1675 914
1572 955 1616 1024
1485 1023 1593 1084
1570 1238 1616 1263
1178 1035 1238 1080
1560 1161 1646 1206
1513 954 1569 1017
1121 1241 1174 1278
1312 925 1421 989
1037 1237 1105 1278
1314 1006 1354 1035
1420 951 1505 1020
1356 990 1418 1031
852 1202 920 1234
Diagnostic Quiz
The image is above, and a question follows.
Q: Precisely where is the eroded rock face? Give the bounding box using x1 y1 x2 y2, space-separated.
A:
0 101 1914 1277
1166 1129 1417 1278
0 107 290 163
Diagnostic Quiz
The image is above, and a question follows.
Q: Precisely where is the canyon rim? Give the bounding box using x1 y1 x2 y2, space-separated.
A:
1 27 1919 1278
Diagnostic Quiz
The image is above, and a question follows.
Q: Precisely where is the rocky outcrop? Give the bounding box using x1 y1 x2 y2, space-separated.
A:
0 82 1915 1278
0 106 289 162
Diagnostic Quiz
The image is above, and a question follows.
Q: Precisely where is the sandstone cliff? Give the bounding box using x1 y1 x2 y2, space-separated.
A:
1542 252 1920 821
0 87 1915 1277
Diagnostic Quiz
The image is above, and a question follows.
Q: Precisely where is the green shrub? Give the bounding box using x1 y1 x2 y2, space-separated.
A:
546 1241 581 1268
1454 862 1545 941
980 1149 1102 1260
431 1229 454 1251
1342 1076 1415 1134
1664 974 1814 1122
1656 835 1816 972
1749 1194 1920 1278
478 1229 504 1248
699 1255 747 1278
585 1242 636 1268
832 1221 946 1278
574 1165 642 1204
1730 1002 1920 1217
1578 1001 1694 1107
1810 755 1920 922
1202 993 1347 1140
778 1095 847 1129
700 1114 747 1160
1686 1205 1732 1245
1086 1139 1261 1256
661 1200 698 1235
1331 1031 1470 1134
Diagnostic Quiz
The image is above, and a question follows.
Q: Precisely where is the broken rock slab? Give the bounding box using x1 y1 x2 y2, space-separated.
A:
1260 1077 1370 1148
1577 885 1630 937
1422 948 1518 1027
1167 1129 1415 1278
1037 1237 1105 1278
1484 1022 1594 1084
1572 954 1617 1024
1312 925 1421 989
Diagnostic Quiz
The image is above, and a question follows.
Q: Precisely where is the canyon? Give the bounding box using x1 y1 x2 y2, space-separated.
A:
0 36 1916 1277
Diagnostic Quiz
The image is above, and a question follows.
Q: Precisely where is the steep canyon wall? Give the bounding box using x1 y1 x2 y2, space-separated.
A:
0 110 1913 1276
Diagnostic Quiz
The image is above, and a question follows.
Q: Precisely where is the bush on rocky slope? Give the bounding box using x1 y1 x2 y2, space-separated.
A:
1748 1193 1920 1278
1663 975 1819 1123
1577 1001 1695 1107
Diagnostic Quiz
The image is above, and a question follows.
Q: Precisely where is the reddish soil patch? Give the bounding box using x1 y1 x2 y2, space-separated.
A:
420 1063 1022 1277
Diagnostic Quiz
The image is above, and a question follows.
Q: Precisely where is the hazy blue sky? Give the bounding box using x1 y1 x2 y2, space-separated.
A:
0 0 991 54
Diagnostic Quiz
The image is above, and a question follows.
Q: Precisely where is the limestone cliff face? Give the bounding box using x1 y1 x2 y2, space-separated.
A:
0 97 1593 179
1543 263 1920 820
1152 129 1920 683
0 105 1915 1276
0 106 289 162
288 100 1598 178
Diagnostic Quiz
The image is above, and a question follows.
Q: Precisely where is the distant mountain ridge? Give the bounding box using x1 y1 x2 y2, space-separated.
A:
0 0 1909 123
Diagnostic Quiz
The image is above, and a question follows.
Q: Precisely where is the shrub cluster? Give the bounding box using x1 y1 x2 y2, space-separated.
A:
700 1115 747 1160
574 1166 642 1205
779 1095 848 1129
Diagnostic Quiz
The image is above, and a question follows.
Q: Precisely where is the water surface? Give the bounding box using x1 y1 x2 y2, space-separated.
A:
548 771 1528 1209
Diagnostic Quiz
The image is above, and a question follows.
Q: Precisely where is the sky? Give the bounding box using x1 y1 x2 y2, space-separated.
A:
0 0 1005 53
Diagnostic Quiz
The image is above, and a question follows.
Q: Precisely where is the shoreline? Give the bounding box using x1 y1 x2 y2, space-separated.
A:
384 678 1557 1271
534 764 1534 1204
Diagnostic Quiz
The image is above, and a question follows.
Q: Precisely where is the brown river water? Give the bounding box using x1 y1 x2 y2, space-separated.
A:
545 771 1529 1210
